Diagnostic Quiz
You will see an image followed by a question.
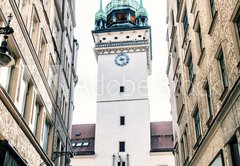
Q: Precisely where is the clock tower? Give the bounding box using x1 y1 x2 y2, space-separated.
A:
92 0 152 165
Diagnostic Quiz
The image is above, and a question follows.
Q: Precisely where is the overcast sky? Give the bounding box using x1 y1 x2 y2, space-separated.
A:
72 0 171 124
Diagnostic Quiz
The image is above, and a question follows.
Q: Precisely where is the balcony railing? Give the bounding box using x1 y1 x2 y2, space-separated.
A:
96 40 149 48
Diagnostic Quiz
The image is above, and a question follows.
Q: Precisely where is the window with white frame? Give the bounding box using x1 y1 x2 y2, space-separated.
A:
17 75 29 116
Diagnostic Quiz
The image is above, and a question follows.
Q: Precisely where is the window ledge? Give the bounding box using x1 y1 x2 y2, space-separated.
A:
208 11 218 35
219 86 228 101
197 48 206 66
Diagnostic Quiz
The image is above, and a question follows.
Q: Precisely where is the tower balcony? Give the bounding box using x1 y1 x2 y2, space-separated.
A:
95 39 148 48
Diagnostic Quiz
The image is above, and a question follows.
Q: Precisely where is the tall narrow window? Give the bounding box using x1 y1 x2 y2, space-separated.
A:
229 136 240 165
43 120 50 153
204 81 213 118
39 30 47 67
210 0 216 18
118 162 125 166
218 52 228 89
234 9 240 44
120 86 125 93
0 66 13 92
18 76 29 116
120 116 125 125
180 138 185 164
193 107 201 140
32 101 41 136
198 26 203 52
187 55 194 82
119 142 125 152
183 130 189 160
175 145 180 166
183 10 188 33
30 6 40 49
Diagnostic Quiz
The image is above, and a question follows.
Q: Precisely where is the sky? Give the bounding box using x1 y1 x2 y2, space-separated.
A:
72 0 171 124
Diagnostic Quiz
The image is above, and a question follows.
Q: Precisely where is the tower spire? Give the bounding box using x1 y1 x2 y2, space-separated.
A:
140 0 143 7
99 0 103 11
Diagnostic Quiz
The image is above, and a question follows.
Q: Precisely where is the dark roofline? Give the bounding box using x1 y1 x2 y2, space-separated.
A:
74 151 95 156
150 148 174 153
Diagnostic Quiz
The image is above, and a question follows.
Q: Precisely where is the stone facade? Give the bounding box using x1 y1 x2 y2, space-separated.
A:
166 0 240 165
0 0 78 165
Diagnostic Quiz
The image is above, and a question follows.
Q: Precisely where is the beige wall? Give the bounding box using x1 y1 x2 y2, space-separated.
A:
71 155 95 166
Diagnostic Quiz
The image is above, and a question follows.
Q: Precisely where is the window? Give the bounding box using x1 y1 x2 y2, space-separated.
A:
75 132 81 136
120 116 125 125
193 107 201 140
209 151 224 166
0 140 27 166
183 10 188 33
0 66 13 92
210 0 216 18
204 81 213 118
175 145 180 166
17 76 29 116
120 86 125 93
119 142 125 152
82 142 89 147
30 6 40 49
236 10 240 41
229 136 240 165
187 55 194 82
52 18 61 49
180 130 189 164
48 55 57 95
32 101 41 136
43 120 51 153
218 52 228 89
180 138 185 164
75 142 82 147
198 25 203 52
118 162 125 166
38 30 47 67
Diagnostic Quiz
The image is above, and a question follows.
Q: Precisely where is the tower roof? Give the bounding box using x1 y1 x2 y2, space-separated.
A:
95 0 106 21
136 0 148 17
105 0 140 15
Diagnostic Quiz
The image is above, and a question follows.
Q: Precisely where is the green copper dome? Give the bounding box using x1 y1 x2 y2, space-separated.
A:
105 0 140 15
94 0 149 30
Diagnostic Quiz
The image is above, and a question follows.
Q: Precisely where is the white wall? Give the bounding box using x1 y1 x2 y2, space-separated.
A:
150 152 175 166
95 99 151 166
71 155 95 166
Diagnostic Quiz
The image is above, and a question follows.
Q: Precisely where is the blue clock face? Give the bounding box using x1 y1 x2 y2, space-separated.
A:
114 53 129 67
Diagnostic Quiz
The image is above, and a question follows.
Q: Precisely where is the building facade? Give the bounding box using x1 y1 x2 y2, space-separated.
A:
71 0 174 166
166 0 240 165
0 0 78 165
71 122 175 166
